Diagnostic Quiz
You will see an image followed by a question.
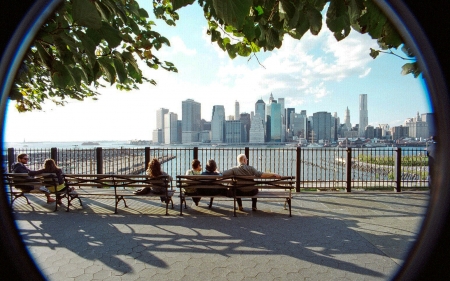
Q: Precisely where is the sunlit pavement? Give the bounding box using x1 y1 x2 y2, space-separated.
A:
12 191 428 280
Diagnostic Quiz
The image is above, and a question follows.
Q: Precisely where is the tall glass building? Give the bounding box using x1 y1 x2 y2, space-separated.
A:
211 105 225 143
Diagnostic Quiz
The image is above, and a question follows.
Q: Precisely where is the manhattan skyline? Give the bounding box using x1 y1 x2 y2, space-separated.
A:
3 1 431 142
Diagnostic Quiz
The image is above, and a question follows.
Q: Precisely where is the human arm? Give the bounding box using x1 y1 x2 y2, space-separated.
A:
28 169 45 177
261 172 281 179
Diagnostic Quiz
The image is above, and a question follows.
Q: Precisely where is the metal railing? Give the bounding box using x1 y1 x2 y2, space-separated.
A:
4 146 430 192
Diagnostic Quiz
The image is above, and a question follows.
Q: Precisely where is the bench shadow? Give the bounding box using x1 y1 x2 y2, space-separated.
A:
14 211 398 279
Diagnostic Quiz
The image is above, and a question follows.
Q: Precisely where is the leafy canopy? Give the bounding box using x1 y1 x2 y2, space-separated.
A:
11 0 417 112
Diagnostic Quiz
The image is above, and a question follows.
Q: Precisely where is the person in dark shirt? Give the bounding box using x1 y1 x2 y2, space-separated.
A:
197 159 223 206
29 158 67 205
11 154 56 203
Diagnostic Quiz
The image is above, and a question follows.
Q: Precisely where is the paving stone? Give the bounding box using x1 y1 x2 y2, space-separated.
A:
12 192 428 281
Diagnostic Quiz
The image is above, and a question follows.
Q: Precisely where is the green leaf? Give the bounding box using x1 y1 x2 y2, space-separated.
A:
326 0 351 41
99 22 123 48
369 48 380 59
172 0 196 11
212 0 252 29
113 58 127 84
122 52 140 77
72 0 102 29
35 42 52 69
401 62 421 77
306 6 322 35
97 57 116 84
358 0 386 39
51 61 71 88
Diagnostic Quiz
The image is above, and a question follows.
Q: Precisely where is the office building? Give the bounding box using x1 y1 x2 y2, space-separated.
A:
211 105 225 143
225 120 243 143
156 108 169 143
235 101 240 120
270 101 282 142
249 113 265 143
359 94 368 137
239 113 251 143
164 112 178 144
405 112 430 139
312 112 332 143
344 107 351 130
182 99 201 143
290 112 307 138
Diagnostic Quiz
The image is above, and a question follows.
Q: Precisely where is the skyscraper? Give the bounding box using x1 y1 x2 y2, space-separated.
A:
234 101 240 120
344 107 351 130
359 94 368 137
249 113 265 143
156 108 169 143
211 105 225 143
182 99 201 143
312 112 332 143
255 99 265 124
164 112 178 144
270 101 282 142
239 113 251 143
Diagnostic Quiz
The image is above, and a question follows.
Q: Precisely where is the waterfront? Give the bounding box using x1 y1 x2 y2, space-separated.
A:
4 142 429 191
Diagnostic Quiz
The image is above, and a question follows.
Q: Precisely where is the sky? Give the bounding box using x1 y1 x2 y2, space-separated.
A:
3 1 431 143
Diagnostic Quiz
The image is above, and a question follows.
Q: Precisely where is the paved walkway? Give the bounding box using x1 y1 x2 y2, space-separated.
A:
12 191 428 280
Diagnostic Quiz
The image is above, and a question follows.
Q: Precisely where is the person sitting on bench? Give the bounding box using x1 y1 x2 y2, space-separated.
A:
222 154 280 211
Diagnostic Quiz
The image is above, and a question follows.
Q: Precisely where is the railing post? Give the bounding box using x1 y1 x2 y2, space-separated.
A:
145 147 150 171
96 147 103 174
7 148 15 172
51 147 58 164
245 147 249 165
193 147 198 160
395 147 402 192
296 146 301 192
346 148 352 192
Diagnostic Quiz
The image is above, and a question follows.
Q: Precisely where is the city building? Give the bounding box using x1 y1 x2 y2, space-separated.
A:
164 112 178 144
225 120 243 143
181 99 201 143
290 112 307 138
405 112 430 140
312 111 332 143
344 106 351 130
359 94 368 137
249 113 265 143
211 105 225 143
155 108 169 143
391 125 409 140
269 101 282 142
239 113 251 143
234 101 240 120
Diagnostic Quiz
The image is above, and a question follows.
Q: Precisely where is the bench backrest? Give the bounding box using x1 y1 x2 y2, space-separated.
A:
4 173 59 189
63 174 171 189
177 175 295 189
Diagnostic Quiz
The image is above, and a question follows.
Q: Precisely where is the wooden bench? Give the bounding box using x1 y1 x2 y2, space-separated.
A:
63 174 175 215
4 173 78 211
177 175 295 217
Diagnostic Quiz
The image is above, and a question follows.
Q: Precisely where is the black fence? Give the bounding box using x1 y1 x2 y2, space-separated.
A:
5 146 430 192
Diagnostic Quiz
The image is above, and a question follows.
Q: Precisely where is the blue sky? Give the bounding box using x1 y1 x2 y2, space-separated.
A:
3 1 431 142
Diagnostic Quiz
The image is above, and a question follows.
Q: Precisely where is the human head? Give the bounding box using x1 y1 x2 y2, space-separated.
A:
148 158 162 177
191 159 201 171
43 158 58 172
205 159 217 173
237 154 247 165
17 153 28 164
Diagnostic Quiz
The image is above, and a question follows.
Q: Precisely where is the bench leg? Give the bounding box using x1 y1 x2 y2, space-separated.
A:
11 192 30 206
287 198 292 217
180 194 184 216
208 197 214 209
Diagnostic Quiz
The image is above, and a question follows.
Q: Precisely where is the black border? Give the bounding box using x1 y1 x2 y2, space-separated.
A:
0 1 449 280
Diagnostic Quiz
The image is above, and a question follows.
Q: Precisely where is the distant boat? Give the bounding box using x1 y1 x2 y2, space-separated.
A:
81 142 100 145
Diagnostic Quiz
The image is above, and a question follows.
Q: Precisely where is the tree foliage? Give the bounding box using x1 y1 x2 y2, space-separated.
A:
166 0 416 71
12 0 177 112
11 0 417 112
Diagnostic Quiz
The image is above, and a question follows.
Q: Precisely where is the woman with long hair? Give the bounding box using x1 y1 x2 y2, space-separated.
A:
29 158 66 204
144 158 172 202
